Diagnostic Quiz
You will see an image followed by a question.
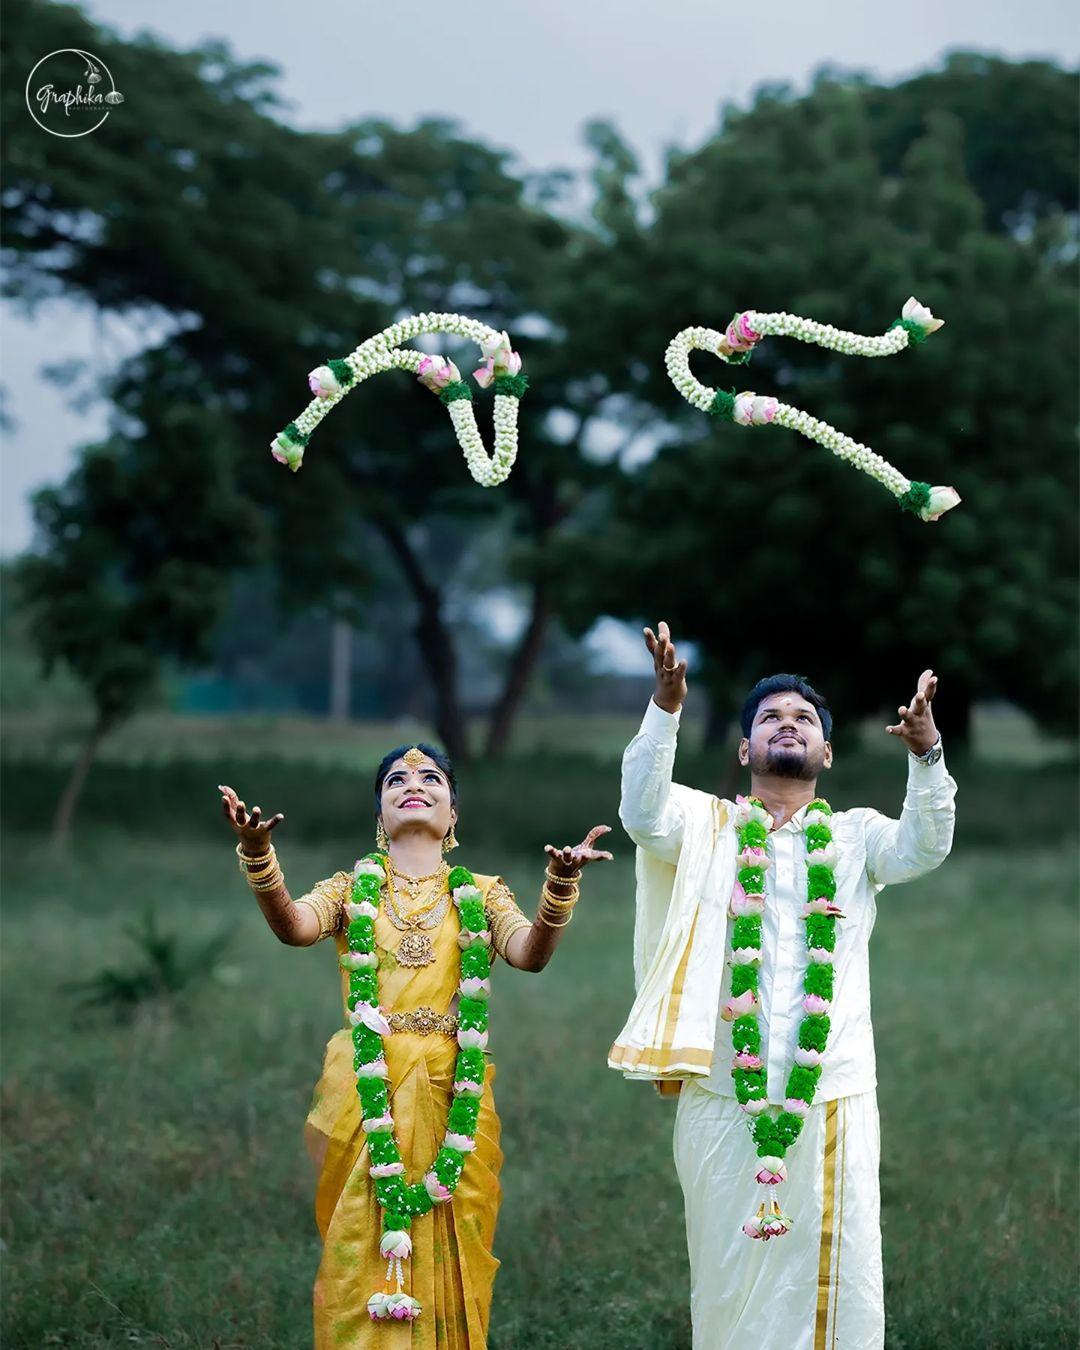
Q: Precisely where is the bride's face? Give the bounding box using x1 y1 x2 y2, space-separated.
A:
379 757 456 844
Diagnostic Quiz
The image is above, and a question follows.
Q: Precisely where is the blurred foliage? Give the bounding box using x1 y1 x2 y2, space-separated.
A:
67 909 234 1019
553 63 1079 743
2 4 1077 794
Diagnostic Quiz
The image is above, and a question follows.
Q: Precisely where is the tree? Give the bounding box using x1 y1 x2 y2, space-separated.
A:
17 399 258 847
552 64 1078 745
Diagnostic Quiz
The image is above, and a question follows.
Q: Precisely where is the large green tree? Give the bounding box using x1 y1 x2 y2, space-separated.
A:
552 62 1078 744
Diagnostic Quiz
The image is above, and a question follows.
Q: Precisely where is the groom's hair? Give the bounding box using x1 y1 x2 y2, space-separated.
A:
740 674 833 741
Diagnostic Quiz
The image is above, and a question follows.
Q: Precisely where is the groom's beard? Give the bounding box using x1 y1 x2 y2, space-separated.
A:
750 743 825 781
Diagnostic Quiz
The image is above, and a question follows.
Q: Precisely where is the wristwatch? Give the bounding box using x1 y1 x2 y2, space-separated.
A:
911 735 943 766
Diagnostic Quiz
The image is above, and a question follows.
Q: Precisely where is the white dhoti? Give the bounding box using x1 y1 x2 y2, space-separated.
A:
674 1083 884 1350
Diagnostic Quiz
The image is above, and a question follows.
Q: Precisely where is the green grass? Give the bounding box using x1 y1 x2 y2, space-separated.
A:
2 741 1077 1348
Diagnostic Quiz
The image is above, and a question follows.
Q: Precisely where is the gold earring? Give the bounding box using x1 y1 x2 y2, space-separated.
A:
376 821 390 852
442 825 459 854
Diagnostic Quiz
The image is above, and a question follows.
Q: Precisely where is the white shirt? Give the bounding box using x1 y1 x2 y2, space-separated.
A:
620 698 957 1102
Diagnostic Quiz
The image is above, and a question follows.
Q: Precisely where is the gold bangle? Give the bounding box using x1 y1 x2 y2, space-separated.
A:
238 842 276 874
243 864 280 885
540 893 578 915
250 870 285 892
541 883 579 906
237 841 275 867
544 866 581 886
536 907 573 929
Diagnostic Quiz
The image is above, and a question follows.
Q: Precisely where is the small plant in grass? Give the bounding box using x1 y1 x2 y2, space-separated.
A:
67 910 233 1019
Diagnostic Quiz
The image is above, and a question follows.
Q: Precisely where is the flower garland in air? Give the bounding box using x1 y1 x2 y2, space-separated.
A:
341 853 492 1323
664 298 960 522
271 314 528 488
719 795 842 1241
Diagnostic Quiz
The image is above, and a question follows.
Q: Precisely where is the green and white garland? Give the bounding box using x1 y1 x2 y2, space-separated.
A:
271 314 528 488
340 853 492 1323
665 298 960 522
720 795 842 1241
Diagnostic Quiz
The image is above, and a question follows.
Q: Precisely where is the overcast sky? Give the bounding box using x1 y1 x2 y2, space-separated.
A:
3 0 1077 561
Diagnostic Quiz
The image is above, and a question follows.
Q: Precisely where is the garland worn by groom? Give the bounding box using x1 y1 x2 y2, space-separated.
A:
609 623 957 1350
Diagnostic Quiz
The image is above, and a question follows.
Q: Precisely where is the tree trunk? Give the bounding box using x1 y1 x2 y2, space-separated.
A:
484 586 552 758
51 714 112 854
375 519 471 763
329 616 352 722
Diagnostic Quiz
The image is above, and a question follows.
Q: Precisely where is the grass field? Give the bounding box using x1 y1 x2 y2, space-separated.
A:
2 721 1077 1348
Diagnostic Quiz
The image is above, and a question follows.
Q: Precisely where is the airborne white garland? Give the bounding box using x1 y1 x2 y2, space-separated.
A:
664 299 960 522
270 313 526 488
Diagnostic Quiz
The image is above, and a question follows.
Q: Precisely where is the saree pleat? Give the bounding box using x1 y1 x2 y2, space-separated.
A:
307 875 505 1349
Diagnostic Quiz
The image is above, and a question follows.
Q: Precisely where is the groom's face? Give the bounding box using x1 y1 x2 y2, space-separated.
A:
740 692 832 781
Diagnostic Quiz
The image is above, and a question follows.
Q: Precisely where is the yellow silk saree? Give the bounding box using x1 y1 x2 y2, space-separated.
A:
302 872 525 1349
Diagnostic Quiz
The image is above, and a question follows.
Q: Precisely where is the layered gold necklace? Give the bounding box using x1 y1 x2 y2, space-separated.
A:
383 861 451 967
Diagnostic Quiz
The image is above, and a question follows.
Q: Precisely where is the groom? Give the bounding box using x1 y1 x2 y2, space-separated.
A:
609 622 956 1350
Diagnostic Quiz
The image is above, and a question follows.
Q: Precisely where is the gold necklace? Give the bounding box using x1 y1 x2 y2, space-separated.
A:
383 864 451 967
389 861 447 904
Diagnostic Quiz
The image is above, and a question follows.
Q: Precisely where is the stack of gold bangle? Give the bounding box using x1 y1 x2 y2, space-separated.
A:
237 841 284 893
537 865 581 929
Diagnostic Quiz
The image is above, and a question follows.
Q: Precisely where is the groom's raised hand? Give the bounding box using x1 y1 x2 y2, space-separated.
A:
644 620 688 715
885 669 940 755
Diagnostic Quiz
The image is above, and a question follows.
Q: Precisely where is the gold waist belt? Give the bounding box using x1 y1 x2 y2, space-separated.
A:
386 1006 459 1037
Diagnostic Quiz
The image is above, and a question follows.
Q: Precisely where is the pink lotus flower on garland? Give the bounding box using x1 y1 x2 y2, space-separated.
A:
444 1132 476 1153
726 312 762 352
355 1058 390 1079
380 1230 413 1260
731 946 762 965
457 1027 488 1051
737 846 770 871
804 898 844 918
806 843 838 869
345 899 379 921
459 976 491 1000
354 858 384 879
344 951 378 972
740 1097 769 1116
807 946 833 965
734 795 773 829
424 1171 452 1202
755 1157 788 1185
732 392 779 426
369 1161 405 1179
721 989 758 1021
473 331 522 388
803 993 831 1016
901 295 945 337
416 354 461 392
457 928 491 950
351 1002 393 1036
308 364 345 398
923 485 961 522
368 1292 393 1320
794 1046 823 1068
729 882 766 918
362 1113 394 1133
387 1293 422 1321
761 1208 792 1238
784 1098 811 1118
452 884 484 905
733 1050 764 1071
453 1078 484 1098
